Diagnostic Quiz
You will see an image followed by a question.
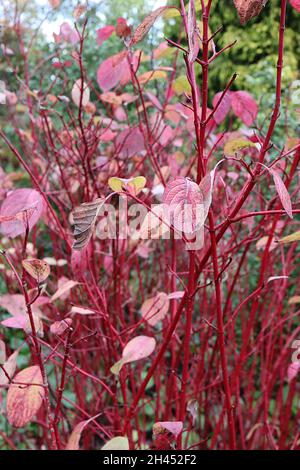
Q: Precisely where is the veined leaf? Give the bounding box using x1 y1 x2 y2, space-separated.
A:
6 366 45 427
141 292 170 326
233 0 268 25
130 7 176 45
22 259 50 283
72 198 105 250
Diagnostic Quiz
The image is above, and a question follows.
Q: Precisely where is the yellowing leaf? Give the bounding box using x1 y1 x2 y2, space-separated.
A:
108 176 146 196
100 92 122 106
279 231 300 244
22 258 50 283
6 366 45 427
101 436 129 450
172 75 191 95
137 70 167 85
224 139 256 156
288 296 300 305
163 8 181 18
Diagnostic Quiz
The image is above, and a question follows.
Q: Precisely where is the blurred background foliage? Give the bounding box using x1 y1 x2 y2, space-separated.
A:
0 0 299 146
166 0 300 96
1 0 300 97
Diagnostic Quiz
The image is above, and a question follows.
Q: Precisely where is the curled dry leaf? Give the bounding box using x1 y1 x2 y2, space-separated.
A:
22 258 50 283
72 198 105 250
187 0 200 63
130 7 175 45
111 335 156 375
0 349 19 386
6 365 45 427
153 421 183 439
233 0 268 25
71 79 90 107
141 292 170 326
101 436 129 450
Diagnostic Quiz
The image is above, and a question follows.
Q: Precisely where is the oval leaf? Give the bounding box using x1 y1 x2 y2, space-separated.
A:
111 336 156 375
22 259 50 283
231 91 258 126
233 0 268 25
6 365 45 427
71 79 90 107
269 168 293 219
141 292 169 326
163 177 204 233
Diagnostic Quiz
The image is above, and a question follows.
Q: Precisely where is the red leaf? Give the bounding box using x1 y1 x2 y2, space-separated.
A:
97 52 138 92
96 25 115 46
116 127 145 158
212 91 232 124
0 188 45 238
6 366 45 428
163 177 204 233
269 168 293 219
231 91 258 126
290 0 300 12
